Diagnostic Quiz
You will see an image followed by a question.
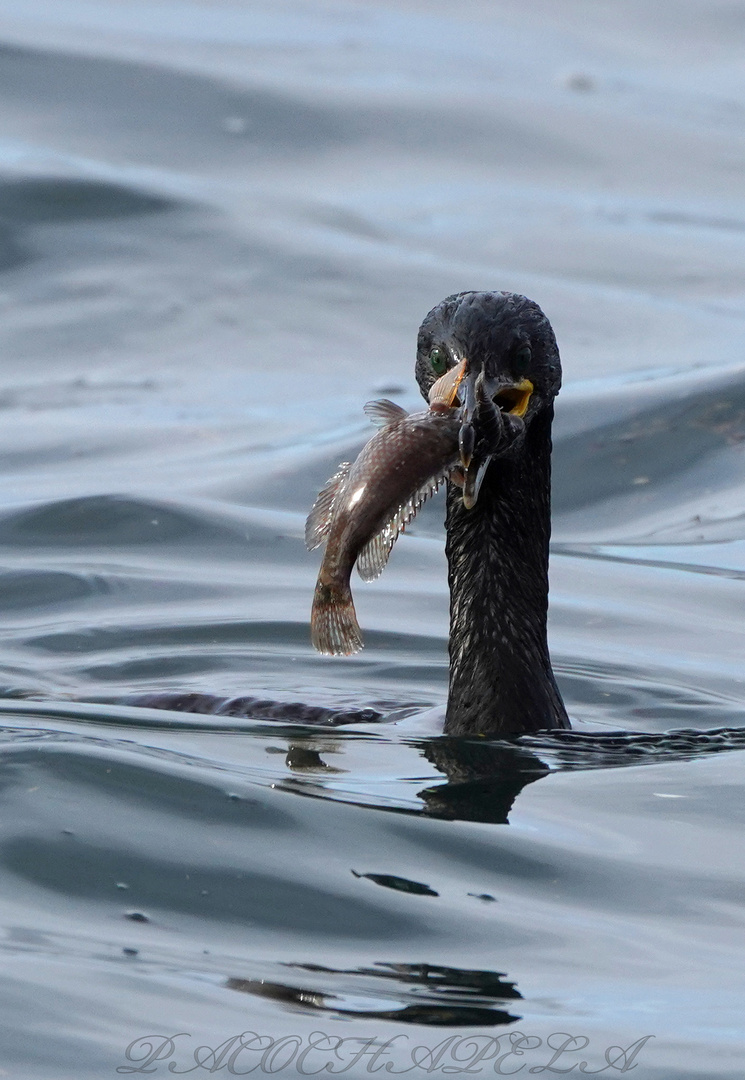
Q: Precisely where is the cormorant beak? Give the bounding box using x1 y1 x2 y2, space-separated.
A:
428 360 533 509
458 369 478 469
457 369 534 509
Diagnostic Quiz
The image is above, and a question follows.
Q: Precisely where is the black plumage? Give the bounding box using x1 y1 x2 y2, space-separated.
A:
415 291 570 735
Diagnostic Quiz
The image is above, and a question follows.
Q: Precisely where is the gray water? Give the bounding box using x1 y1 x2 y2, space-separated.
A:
0 2 744 1077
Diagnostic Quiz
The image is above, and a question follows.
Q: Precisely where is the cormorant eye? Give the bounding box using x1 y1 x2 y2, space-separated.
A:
513 345 532 375
429 347 448 376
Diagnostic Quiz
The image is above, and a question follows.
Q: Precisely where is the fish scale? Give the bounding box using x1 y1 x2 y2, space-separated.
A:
306 401 462 655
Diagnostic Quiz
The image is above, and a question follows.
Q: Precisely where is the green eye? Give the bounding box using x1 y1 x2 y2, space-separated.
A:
429 347 448 376
513 345 532 375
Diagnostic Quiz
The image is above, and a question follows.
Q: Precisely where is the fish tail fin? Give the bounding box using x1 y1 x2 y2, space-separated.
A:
311 581 363 655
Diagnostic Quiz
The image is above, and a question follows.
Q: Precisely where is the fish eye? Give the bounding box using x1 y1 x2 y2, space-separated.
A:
513 344 532 375
429 347 448 376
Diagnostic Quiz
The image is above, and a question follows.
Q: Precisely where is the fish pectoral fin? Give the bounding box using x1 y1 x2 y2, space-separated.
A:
356 471 449 581
305 461 351 550
357 530 395 581
363 399 408 428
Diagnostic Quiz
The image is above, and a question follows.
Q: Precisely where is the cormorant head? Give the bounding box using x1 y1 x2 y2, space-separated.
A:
415 291 562 507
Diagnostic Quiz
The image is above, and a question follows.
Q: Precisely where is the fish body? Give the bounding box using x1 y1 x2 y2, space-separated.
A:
306 400 460 655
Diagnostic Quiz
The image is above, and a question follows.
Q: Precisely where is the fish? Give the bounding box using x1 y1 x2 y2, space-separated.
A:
305 361 467 655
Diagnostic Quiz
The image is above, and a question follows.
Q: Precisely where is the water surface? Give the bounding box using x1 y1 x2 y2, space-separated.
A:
0 2 743 1077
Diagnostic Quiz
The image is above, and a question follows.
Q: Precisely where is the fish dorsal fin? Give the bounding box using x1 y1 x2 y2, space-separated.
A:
363 399 408 428
305 461 351 550
356 470 450 581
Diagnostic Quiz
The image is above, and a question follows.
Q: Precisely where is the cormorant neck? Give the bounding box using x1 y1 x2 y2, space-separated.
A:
444 406 569 735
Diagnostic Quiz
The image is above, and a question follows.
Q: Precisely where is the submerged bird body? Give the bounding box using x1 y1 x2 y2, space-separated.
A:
306 400 461 655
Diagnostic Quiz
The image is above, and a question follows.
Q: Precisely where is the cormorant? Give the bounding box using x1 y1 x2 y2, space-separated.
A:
131 290 570 741
415 291 570 736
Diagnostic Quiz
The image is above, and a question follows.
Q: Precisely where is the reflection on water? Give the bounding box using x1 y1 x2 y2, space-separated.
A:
228 961 522 1026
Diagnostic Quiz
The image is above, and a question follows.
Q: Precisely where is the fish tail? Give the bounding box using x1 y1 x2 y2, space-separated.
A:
311 580 363 655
